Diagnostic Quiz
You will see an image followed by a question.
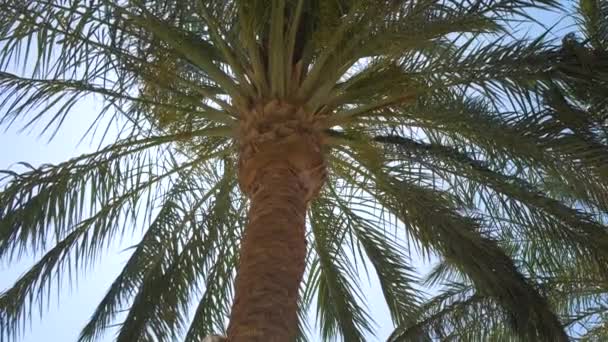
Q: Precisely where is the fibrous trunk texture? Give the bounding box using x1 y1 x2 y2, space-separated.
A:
226 101 326 342
226 161 307 341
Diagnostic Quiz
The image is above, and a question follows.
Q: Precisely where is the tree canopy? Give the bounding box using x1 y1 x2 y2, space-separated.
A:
1 0 608 341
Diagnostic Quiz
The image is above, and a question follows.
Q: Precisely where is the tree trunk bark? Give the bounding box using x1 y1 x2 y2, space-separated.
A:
226 161 308 341
225 101 326 341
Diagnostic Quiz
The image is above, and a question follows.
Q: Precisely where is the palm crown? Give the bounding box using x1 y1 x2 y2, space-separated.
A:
1 0 607 341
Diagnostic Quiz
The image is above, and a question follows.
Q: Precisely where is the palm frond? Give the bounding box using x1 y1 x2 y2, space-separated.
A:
375 134 608 277
393 257 608 341
331 147 567 341
0 139 229 341
0 133 228 261
576 0 608 52
77 161 236 341
388 282 520 341
325 183 421 327
309 197 374 342
184 225 241 342
113 160 244 342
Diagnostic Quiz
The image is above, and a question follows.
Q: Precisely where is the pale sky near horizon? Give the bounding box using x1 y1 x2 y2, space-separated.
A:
0 5 576 342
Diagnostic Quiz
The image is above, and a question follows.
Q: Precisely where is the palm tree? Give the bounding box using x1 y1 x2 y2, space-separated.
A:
391 1 608 339
1 0 607 341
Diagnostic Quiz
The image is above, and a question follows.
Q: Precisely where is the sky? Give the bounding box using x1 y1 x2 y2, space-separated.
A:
0 4 577 342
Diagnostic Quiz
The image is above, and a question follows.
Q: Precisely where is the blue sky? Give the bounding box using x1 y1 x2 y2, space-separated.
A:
0 4 577 342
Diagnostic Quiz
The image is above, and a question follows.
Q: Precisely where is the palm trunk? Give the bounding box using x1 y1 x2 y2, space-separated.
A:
226 101 326 341
226 162 308 341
